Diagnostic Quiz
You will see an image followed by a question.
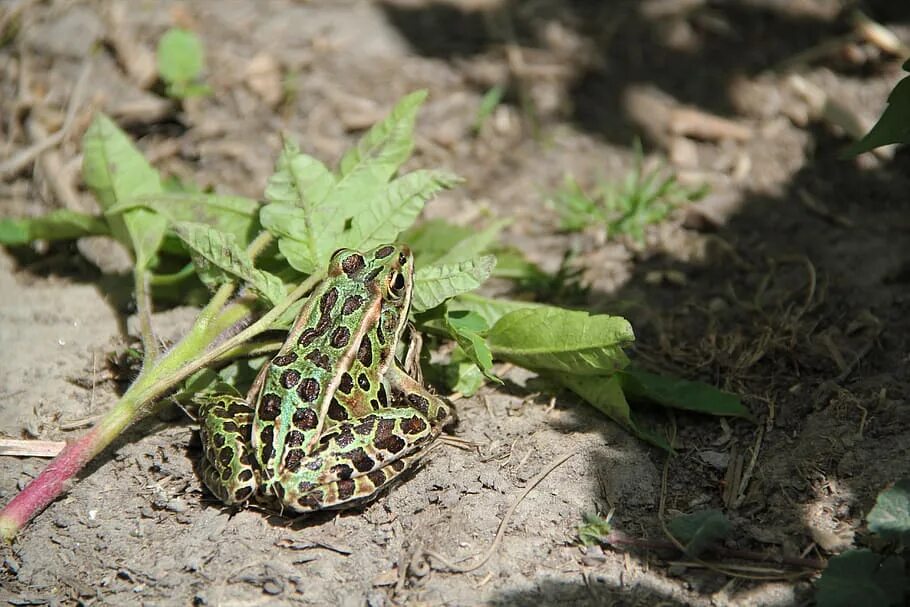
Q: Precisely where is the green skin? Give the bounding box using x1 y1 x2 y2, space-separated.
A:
198 244 451 512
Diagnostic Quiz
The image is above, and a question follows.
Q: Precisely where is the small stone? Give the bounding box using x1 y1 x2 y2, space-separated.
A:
262 578 283 595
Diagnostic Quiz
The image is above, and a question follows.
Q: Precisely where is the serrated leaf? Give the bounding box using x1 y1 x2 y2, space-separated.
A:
346 169 461 251
868 480 910 546
261 139 338 273
339 90 425 179
558 373 670 450
618 367 750 419
82 113 165 268
173 222 285 305
667 509 731 557
411 255 496 312
107 193 260 246
328 91 427 223
0 210 110 245
157 28 205 87
487 307 633 375
844 73 910 155
447 293 542 327
816 550 908 607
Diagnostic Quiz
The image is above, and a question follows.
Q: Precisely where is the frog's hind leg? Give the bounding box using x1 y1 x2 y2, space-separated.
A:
198 395 259 506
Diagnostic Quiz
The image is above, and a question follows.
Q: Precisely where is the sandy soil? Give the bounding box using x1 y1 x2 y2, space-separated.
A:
1 1 909 605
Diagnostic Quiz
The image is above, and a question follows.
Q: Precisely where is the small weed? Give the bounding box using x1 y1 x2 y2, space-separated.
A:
552 142 708 242
156 28 211 99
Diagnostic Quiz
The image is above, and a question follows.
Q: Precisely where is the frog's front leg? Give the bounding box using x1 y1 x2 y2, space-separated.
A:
198 395 260 506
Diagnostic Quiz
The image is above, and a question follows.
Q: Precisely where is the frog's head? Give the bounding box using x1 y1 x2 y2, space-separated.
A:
327 244 413 309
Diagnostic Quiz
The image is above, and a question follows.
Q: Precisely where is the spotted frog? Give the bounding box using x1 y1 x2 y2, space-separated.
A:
198 244 451 512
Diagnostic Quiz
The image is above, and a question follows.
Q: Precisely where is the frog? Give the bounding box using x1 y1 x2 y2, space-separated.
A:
197 244 451 513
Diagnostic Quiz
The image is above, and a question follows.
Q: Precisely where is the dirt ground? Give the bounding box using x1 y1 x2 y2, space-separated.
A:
2 0 909 605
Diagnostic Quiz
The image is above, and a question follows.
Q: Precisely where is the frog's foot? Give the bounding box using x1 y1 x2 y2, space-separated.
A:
198 395 259 506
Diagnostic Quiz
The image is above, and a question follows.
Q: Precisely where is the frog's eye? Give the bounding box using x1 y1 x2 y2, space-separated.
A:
388 271 407 299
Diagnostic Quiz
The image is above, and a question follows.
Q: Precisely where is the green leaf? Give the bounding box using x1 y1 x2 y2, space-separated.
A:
667 509 731 557
816 550 908 607
157 28 205 88
261 139 338 273
107 193 260 246
449 359 486 396
338 89 425 182
558 373 670 450
845 73 910 155
345 169 462 251
82 113 166 268
444 310 498 382
577 512 613 547
447 293 542 327
474 85 505 132
487 307 633 375
411 255 496 312
0 210 110 244
173 222 285 305
324 91 428 227
868 480 910 546
618 367 750 418
403 220 475 266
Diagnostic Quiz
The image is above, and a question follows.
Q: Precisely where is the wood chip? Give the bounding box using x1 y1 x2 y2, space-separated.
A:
669 107 753 142
0 438 66 458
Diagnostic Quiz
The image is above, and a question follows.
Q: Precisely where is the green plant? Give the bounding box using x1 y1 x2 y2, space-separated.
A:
815 481 910 607
552 142 708 242
0 91 745 541
156 28 211 99
845 59 910 155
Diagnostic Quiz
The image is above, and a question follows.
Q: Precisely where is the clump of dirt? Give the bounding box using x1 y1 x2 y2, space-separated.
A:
2 1 909 605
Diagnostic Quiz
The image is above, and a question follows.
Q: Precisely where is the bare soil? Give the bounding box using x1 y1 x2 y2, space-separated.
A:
2 1 909 605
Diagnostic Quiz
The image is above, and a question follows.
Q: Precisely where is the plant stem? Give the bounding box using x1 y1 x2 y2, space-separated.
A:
133 267 159 364
0 273 321 542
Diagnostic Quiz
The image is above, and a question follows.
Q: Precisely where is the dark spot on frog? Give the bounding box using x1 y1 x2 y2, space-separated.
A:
259 426 275 462
341 295 363 315
321 287 339 314
298 328 318 347
357 372 370 391
348 447 373 472
292 408 318 430
280 369 301 389
297 378 320 402
238 469 254 483
341 254 365 276
338 372 354 394
337 479 356 501
305 349 331 371
401 416 427 435
330 463 353 480
330 326 350 348
258 393 281 421
285 430 304 447
367 470 387 487
374 245 394 259
327 398 349 421
272 352 298 366
218 446 234 467
284 448 303 472
406 393 429 416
